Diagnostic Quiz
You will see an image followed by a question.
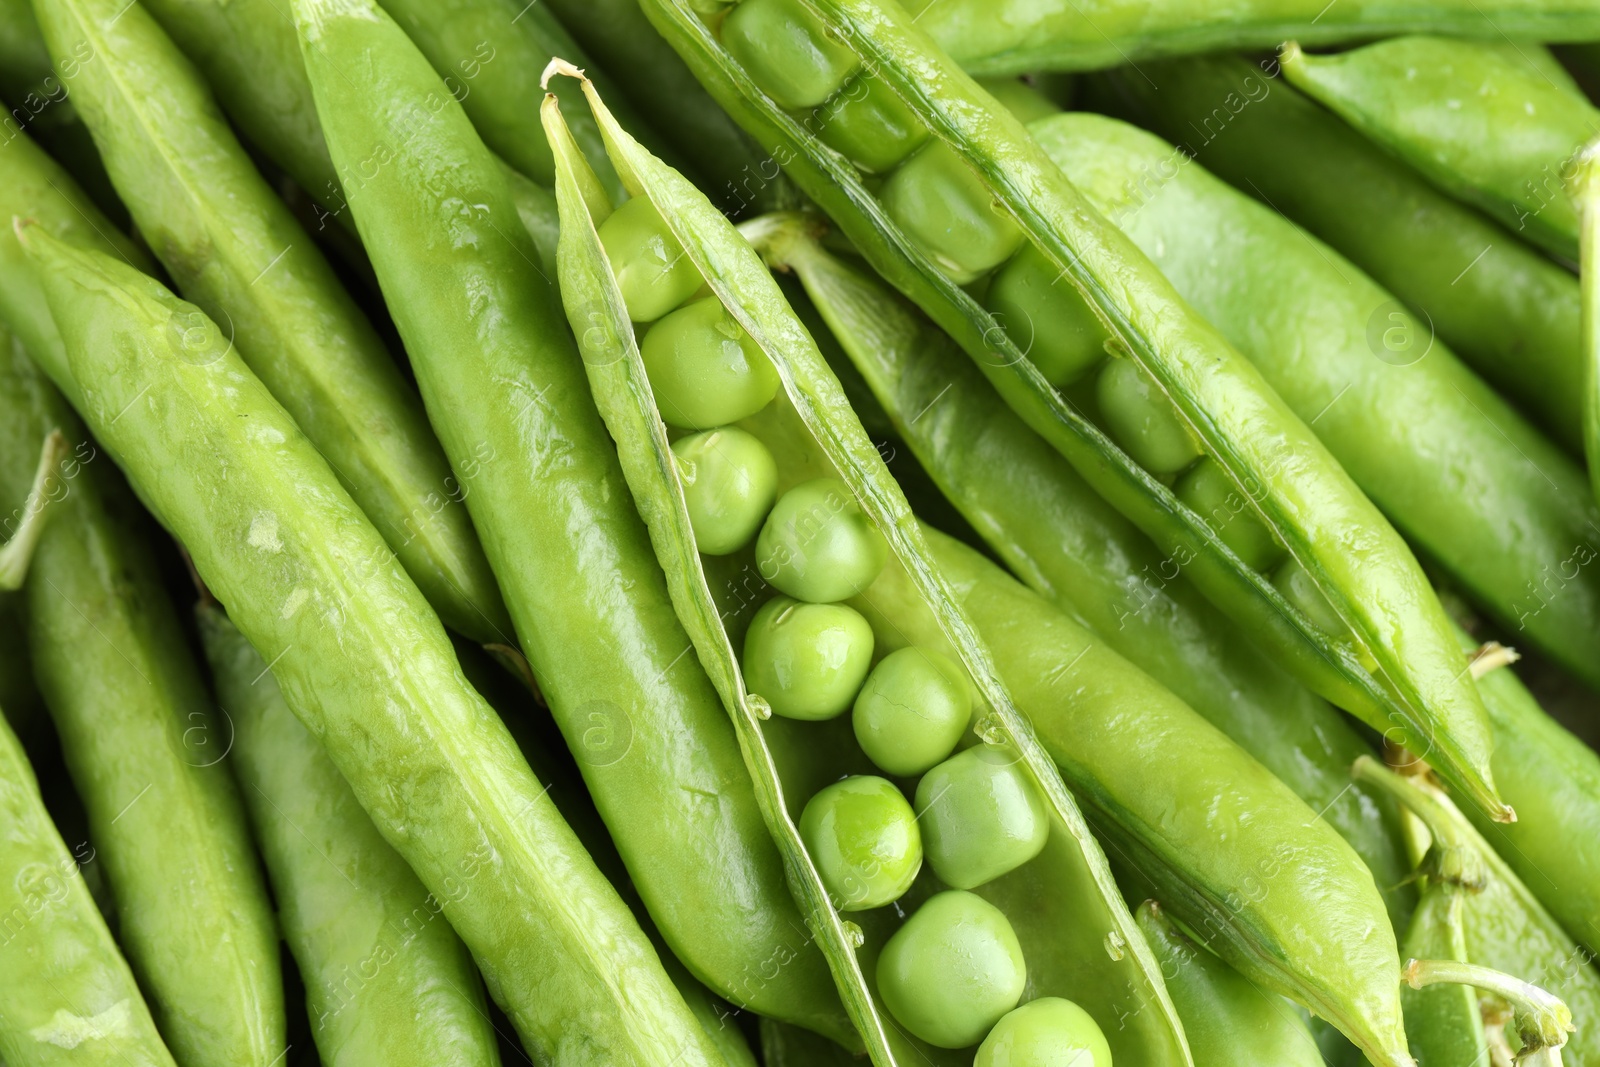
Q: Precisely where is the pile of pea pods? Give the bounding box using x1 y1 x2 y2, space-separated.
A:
3 0 1600 1064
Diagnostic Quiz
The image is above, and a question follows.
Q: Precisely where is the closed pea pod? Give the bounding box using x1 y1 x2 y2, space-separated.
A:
20 222 732 1067
542 65 1191 1067
0 337 284 1067
744 217 1414 928
29 0 510 644
288 0 847 1042
636 0 1509 834
196 604 502 1067
1281 37 1600 263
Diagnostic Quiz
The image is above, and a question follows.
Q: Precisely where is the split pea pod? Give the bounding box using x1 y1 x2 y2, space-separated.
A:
30 0 511 643
635 0 1509 826
846 522 1412 1067
288 0 848 1041
887 0 1600 75
1092 55 1586 463
541 68 1191 1066
1135 901 1324 1067
20 222 733 1067
1020 108 1600 711
0 703 178 1067
0 338 283 1066
746 212 1416 930
196 603 502 1067
1281 37 1600 263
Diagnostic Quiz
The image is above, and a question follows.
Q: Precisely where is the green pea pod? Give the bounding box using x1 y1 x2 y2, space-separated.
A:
888 0 1600 75
1453 626 1600 958
1282 37 1600 263
1091 55 1585 474
1356 758 1600 1067
1399 889 1491 1067
0 705 179 1067
30 0 511 644
760 1018 859 1066
845 522 1412 1067
196 602 502 1067
1574 143 1600 514
1135 901 1324 1067
21 221 735 1067
0 339 284 1066
1021 109 1600 720
541 68 1191 1067
288 0 847 1042
636 0 1509 828
543 0 803 217
746 213 1416 930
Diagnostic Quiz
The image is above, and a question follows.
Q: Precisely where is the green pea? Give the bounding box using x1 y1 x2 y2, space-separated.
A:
876 889 1026 1049
881 140 1024 284
985 244 1110 387
916 746 1049 890
1174 457 1285 574
641 296 781 429
1272 557 1347 636
813 72 930 174
598 195 704 322
975 997 1113 1067
798 775 922 911
742 595 874 720
672 427 779 555
1094 357 1202 475
852 646 970 777
756 477 887 602
720 0 861 110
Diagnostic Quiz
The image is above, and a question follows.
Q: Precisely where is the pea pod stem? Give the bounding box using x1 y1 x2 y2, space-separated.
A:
1573 135 1600 509
542 64 1192 1067
0 429 67 589
1403 960 1573 1057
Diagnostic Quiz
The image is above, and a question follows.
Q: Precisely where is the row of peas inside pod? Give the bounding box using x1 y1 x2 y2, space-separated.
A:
715 0 1346 636
596 190 1112 1063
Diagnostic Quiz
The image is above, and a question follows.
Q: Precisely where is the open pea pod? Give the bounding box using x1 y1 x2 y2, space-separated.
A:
1282 37 1599 263
885 0 1600 75
541 66 1191 1067
634 0 1507 824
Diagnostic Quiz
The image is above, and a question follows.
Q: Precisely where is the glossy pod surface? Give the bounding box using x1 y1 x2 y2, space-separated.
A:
748 217 1415 929
23 224 728 1067
0 704 179 1067
32 0 512 644
290 0 847 1040
0 338 285 1067
1025 110 1600 710
639 0 1507 837
1095 55 1587 465
198 605 503 1067
893 0 1600 75
1281 36 1600 262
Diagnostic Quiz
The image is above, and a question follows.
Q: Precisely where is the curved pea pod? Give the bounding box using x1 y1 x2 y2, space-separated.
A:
288 0 847 1044
886 0 1600 75
846 523 1413 1067
1282 37 1599 263
1024 110 1600 715
21 221 736 1067
1453 628 1600 958
543 0 803 217
196 603 502 1067
1573 142 1600 512
0 707 179 1067
636 0 1509 828
746 213 1416 930
0 338 285 1066
1357 757 1600 1067
1092 55 1585 471
541 68 1192 1067
1135 901 1324 1067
